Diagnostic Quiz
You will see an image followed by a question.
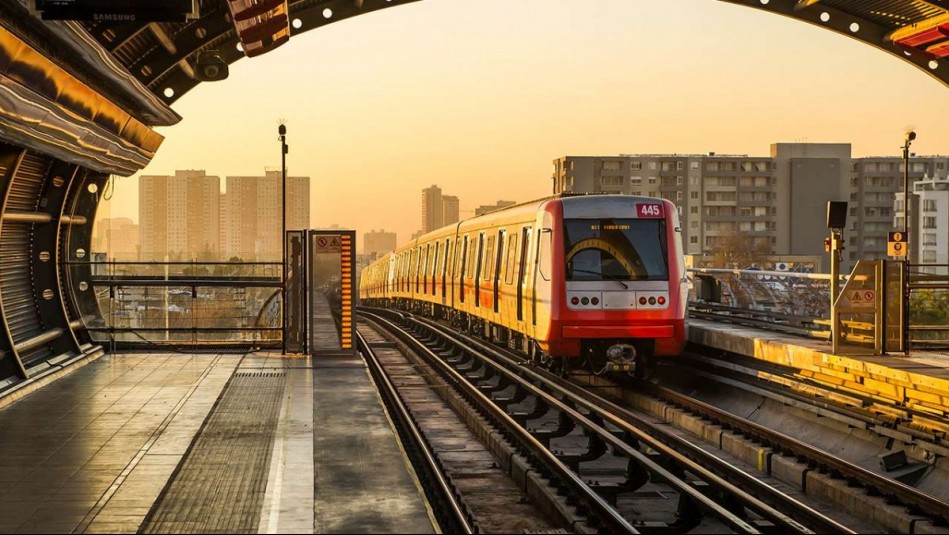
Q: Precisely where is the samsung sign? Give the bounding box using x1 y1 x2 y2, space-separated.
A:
34 1 197 22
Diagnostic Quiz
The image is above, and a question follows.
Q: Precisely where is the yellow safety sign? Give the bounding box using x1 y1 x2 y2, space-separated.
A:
888 241 906 257
887 231 907 257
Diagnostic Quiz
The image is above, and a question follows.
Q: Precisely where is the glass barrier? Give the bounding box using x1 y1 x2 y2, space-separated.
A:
69 261 283 348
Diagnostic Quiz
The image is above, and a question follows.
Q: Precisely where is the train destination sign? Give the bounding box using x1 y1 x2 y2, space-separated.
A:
33 0 196 21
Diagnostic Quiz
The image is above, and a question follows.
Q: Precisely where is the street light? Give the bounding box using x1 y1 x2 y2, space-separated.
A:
279 123 288 354
902 130 915 356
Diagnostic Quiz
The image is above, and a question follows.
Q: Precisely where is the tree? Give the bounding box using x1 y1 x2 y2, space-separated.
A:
709 230 772 269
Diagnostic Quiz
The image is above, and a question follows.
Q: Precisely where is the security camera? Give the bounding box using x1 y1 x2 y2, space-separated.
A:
194 51 228 82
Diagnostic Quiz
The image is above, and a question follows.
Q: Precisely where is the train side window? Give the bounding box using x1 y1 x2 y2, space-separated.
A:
538 228 552 281
466 235 477 280
505 232 518 285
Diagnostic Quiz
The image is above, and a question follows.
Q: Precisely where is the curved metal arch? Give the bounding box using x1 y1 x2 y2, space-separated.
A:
146 0 424 104
723 0 949 90
96 0 949 106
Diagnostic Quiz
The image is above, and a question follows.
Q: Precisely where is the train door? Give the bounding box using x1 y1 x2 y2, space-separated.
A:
459 235 468 304
432 241 439 297
517 227 529 323
414 247 422 295
503 230 517 321
441 238 450 304
422 244 429 296
474 233 484 308
493 230 504 313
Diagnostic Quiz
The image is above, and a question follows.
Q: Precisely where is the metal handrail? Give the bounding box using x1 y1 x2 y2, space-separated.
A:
688 267 842 281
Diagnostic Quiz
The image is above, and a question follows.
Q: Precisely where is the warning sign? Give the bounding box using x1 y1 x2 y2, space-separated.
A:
846 289 875 309
888 231 907 257
888 241 906 257
313 235 342 252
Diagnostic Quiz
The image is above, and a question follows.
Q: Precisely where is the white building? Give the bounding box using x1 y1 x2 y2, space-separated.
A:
912 175 949 266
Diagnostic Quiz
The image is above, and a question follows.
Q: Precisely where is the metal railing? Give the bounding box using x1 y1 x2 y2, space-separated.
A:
68 260 283 350
688 265 949 349
907 264 949 348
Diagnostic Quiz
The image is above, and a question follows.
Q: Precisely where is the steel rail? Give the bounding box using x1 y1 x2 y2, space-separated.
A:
404 314 853 535
354 329 475 534
365 309 797 534
360 311 642 534
652 357 949 523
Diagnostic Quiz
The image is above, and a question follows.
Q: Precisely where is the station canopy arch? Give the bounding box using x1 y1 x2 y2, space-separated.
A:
78 0 949 119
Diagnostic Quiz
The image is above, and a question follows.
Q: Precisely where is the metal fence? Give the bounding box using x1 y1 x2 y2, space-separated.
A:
688 265 949 349
71 261 283 350
70 261 949 352
908 264 949 349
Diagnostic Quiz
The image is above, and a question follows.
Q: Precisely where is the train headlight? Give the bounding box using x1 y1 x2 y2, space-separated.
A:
648 297 656 305
657 296 666 305
591 297 599 306
571 296 580 305
639 297 647 305
581 297 590 305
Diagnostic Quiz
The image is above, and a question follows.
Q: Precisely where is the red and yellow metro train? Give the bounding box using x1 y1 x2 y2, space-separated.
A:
359 194 687 374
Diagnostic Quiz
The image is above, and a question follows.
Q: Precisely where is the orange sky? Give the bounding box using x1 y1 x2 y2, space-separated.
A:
95 0 949 246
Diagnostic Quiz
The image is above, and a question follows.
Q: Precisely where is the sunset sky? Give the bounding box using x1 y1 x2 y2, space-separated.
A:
95 0 949 246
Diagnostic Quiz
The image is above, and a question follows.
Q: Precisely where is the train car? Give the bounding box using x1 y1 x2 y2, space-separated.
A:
361 194 686 374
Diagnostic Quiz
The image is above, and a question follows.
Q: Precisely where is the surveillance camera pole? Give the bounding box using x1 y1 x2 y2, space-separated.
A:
280 123 288 354
901 131 915 356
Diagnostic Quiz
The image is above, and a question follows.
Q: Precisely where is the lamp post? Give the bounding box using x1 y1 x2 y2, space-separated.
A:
279 123 288 354
902 130 915 356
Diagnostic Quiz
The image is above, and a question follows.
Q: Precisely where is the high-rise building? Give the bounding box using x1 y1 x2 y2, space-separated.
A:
93 217 140 260
421 185 443 233
896 173 949 266
475 200 517 216
554 145 949 272
421 186 463 233
363 229 397 257
224 170 309 260
442 195 460 226
139 170 221 260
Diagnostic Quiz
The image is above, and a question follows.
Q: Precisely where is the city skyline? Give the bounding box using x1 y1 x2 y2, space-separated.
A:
93 0 949 246
131 170 310 260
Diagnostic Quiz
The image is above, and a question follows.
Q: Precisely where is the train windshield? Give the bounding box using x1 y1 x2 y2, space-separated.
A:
564 219 668 282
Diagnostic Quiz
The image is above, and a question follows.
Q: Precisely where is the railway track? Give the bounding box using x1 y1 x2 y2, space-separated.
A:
357 322 565 534
360 306 864 534
355 327 474 533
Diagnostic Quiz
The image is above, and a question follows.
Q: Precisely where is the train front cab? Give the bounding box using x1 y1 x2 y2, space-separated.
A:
543 196 687 373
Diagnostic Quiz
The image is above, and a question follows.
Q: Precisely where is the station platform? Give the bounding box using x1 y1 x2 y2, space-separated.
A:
689 319 949 432
0 351 435 534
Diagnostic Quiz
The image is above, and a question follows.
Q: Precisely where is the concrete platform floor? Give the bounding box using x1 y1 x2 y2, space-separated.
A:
0 352 435 534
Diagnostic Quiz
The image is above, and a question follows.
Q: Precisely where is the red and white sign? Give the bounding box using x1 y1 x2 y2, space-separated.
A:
636 203 664 219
